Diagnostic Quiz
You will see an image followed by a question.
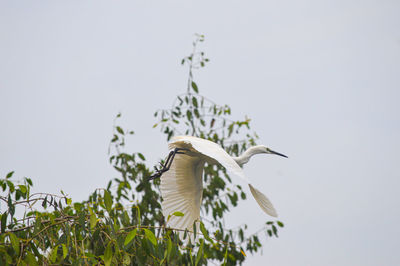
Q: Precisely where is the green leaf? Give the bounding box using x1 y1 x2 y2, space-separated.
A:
135 206 141 226
6 171 14 179
167 211 184 223
195 239 204 266
183 229 188 240
200 221 213 243
104 243 113 266
8 196 15 218
25 177 33 186
193 222 197 241
192 97 198 107
239 228 244 241
144 229 157 246
50 245 58 263
191 81 199 93
42 195 47 208
90 212 97 229
240 191 246 200
272 225 278 236
172 211 184 217
66 198 72 205
121 210 130 226
9 232 19 255
1 212 7 233
137 153 146 161
186 110 192 121
18 185 27 194
160 250 167 265
194 108 200 118
190 249 194 265
62 244 68 259
116 126 124 135
167 237 172 260
222 245 228 265
6 181 14 193
104 190 112 212
124 229 137 246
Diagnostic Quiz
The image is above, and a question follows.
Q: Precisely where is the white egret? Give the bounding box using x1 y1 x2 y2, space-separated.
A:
149 135 287 235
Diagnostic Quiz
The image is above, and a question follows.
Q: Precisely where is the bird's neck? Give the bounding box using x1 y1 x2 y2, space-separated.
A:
232 146 265 167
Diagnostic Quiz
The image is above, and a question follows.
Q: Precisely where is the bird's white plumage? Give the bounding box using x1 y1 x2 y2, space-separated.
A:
170 136 248 183
160 153 204 238
160 135 277 237
249 184 277 217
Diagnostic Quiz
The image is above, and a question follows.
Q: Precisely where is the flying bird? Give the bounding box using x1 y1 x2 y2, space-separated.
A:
149 135 287 236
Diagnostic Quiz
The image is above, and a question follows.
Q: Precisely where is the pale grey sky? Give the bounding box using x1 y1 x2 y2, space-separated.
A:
1 1 400 265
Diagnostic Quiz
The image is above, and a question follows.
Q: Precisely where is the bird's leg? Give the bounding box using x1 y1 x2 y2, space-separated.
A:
148 148 189 180
163 148 189 171
148 150 174 180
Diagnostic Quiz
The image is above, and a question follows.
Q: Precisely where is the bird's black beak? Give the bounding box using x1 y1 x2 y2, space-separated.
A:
269 149 288 158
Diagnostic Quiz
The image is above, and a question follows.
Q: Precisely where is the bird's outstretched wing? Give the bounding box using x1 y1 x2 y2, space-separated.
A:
170 136 278 217
170 136 247 180
160 151 204 239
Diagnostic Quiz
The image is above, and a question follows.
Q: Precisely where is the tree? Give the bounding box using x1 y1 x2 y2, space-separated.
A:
0 35 283 265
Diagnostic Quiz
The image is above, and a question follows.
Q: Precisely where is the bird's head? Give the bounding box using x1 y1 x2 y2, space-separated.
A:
259 146 288 158
232 145 288 167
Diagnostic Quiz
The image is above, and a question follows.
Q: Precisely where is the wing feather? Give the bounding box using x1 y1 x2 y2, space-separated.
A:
169 136 278 217
249 184 277 217
170 136 248 182
160 152 204 238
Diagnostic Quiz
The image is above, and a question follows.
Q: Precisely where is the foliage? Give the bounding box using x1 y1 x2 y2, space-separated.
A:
0 35 284 265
